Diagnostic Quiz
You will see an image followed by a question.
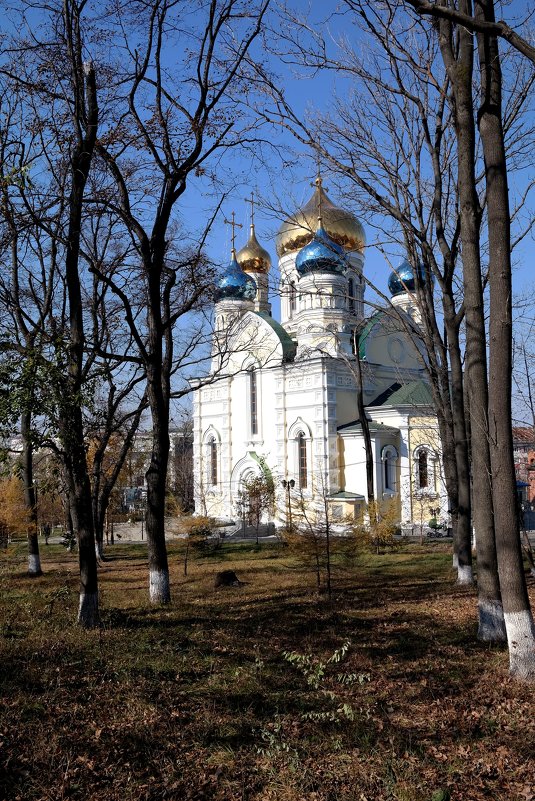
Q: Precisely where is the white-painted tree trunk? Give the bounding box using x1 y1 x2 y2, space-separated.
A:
150 568 170 604
504 610 535 680
478 598 506 642
452 552 459 569
28 553 42 576
78 591 99 628
457 564 474 585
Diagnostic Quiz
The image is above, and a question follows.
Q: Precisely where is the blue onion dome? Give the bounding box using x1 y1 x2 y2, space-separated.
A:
295 225 347 275
215 254 257 301
388 258 431 297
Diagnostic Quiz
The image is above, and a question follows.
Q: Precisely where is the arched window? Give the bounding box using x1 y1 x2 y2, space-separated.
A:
417 450 428 489
348 277 355 313
289 282 297 315
209 437 218 486
249 368 258 436
414 446 437 493
298 432 307 489
381 445 398 492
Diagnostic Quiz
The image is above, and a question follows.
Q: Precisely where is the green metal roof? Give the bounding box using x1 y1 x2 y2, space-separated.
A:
337 421 399 435
369 380 433 408
253 312 297 362
328 491 365 500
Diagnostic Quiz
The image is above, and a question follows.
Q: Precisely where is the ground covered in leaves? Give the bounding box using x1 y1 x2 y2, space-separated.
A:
1 539 534 801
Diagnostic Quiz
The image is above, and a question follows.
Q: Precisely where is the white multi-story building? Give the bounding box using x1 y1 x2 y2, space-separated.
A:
192 179 446 530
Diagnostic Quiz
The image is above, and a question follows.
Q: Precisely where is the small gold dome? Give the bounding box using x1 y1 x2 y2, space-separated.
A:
276 182 366 257
236 225 272 274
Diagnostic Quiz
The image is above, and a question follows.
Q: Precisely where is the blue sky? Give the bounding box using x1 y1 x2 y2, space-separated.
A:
180 0 534 325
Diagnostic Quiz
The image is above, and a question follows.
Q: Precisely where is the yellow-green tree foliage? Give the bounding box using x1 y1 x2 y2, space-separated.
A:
282 491 359 594
355 499 401 553
0 476 31 538
168 507 220 575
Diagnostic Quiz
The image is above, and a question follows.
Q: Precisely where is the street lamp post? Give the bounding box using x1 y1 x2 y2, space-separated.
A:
281 479 295 533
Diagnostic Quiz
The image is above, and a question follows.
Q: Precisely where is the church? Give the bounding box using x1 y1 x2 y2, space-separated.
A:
191 179 446 533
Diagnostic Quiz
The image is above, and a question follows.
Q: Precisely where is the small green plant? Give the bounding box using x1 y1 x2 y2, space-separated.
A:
256 714 297 758
46 585 71 616
283 638 351 689
61 530 77 551
282 640 370 723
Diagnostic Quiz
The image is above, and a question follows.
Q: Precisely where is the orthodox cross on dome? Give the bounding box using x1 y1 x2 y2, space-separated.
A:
245 190 256 230
224 211 243 256
312 170 325 228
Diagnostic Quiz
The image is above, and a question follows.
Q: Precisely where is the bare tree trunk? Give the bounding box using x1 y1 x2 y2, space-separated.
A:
437 1 503 632
20 411 42 577
354 333 375 521
91 480 104 562
60 24 99 627
61 412 99 626
145 357 171 604
90 402 145 563
475 0 535 677
443 307 474 585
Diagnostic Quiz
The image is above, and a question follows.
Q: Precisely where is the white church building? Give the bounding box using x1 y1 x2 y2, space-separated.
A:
192 180 446 532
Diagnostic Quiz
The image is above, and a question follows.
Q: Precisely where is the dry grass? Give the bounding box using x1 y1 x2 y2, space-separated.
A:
1 538 534 801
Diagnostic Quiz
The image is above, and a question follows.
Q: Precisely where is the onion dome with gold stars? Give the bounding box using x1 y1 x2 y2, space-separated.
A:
276 177 366 257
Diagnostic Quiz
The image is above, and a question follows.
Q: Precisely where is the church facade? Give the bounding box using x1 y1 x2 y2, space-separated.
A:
192 181 446 533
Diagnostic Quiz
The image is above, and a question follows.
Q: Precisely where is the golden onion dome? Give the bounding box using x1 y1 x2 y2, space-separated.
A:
236 224 272 274
276 180 366 257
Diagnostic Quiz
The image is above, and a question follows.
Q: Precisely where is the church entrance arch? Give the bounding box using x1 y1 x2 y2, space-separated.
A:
230 453 274 527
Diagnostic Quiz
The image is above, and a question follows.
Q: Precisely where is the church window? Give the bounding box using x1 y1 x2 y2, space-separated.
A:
209 437 218 486
414 446 437 493
381 445 398 492
418 450 428 488
348 278 355 313
250 368 258 436
289 282 297 315
298 432 307 489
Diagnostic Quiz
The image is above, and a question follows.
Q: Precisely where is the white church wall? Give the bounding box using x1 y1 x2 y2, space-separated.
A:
367 407 413 524
192 186 445 532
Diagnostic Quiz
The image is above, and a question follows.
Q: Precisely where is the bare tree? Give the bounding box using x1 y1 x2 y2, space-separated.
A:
1 0 124 625
405 0 535 64
434 0 505 640
473 0 535 678
89 0 271 603
254 3 476 585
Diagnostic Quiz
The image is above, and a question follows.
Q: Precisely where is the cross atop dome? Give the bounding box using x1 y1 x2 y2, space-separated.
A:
245 190 256 228
236 192 271 275
224 211 243 257
312 174 325 227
